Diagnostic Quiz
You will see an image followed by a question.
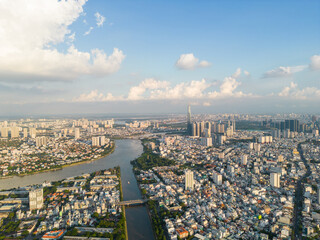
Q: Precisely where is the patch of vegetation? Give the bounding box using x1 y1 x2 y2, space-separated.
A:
131 144 175 171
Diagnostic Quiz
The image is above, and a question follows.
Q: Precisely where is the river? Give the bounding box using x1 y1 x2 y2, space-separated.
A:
0 139 154 240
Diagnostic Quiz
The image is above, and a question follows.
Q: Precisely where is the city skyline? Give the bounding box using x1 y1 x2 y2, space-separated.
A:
0 0 319 115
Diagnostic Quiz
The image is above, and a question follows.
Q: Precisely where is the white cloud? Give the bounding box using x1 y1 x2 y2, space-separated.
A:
262 65 307 78
278 82 320 99
95 12 106 27
127 78 171 100
310 55 320 70
73 90 123 102
84 26 93 36
73 68 249 102
0 0 125 81
175 53 211 70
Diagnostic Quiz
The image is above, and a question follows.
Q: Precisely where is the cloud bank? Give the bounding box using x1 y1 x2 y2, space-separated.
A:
74 69 248 102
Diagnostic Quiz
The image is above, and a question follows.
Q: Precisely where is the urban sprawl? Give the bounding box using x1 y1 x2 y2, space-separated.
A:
0 110 320 240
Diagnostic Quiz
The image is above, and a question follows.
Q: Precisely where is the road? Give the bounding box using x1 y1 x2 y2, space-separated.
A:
292 142 312 240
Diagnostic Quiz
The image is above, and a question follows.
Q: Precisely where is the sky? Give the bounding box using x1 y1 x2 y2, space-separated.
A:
0 0 319 116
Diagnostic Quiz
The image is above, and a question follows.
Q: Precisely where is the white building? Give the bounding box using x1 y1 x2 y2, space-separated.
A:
10 126 19 138
74 128 80 139
92 136 108 147
0 127 8 138
185 170 194 191
270 172 280 188
29 188 43 210
36 136 47 147
29 128 37 138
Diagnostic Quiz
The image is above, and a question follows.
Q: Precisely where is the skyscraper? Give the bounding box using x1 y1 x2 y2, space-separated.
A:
185 170 194 191
270 172 280 188
74 128 80 139
29 188 43 210
187 105 192 135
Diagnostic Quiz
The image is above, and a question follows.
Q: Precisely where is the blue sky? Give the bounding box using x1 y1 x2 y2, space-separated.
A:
0 0 319 115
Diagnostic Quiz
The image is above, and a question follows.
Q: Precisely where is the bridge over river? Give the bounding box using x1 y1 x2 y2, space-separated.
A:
117 199 148 206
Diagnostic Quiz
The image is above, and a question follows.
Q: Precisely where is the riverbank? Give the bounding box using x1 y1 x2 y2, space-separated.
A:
0 139 155 240
0 167 125 239
0 142 115 180
117 165 128 240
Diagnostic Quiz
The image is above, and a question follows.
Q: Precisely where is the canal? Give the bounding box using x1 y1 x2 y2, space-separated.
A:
0 139 154 240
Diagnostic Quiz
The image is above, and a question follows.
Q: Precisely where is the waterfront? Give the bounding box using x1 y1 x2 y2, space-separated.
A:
0 139 154 240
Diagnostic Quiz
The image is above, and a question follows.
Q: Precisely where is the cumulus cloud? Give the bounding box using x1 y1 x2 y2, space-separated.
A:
310 55 320 70
175 53 211 70
95 12 106 27
278 82 320 99
73 90 123 102
262 65 307 78
207 68 246 98
73 68 249 102
127 78 171 100
0 0 125 81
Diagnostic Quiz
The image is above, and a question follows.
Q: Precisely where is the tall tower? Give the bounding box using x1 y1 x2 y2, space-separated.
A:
187 105 192 135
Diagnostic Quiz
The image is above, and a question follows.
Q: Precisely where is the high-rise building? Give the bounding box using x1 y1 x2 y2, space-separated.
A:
36 136 47 147
74 128 80 139
29 128 37 138
241 155 247 165
92 136 108 146
185 170 194 191
0 127 8 138
191 123 197 136
29 188 43 210
23 128 28 138
270 172 280 188
201 137 212 147
289 119 299 132
317 185 320 204
10 127 19 138
213 172 222 185
187 105 192 135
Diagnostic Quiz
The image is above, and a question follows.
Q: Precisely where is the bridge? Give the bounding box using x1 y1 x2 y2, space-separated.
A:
117 199 148 206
